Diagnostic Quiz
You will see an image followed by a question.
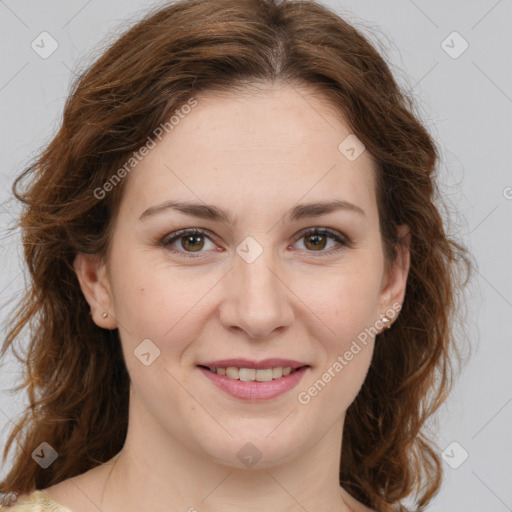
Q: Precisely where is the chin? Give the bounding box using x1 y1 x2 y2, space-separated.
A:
188 423 314 471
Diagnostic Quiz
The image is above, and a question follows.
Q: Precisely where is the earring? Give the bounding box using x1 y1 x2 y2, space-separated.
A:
101 312 108 319
381 315 392 330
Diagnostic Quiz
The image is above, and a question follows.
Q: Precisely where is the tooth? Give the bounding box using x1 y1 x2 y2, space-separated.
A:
272 367 283 379
216 366 297 381
239 368 256 381
256 369 273 381
226 367 239 379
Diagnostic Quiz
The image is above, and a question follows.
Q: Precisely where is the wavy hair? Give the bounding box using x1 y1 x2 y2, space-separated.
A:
0 0 472 510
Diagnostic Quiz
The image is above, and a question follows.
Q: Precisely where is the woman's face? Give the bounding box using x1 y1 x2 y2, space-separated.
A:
77 84 409 469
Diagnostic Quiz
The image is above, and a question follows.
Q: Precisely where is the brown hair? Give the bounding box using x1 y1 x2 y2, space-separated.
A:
0 0 472 510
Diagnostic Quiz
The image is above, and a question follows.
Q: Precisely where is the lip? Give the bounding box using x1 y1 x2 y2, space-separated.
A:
198 365 309 401
198 358 308 370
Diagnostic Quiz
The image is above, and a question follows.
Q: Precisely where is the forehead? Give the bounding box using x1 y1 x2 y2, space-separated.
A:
120 84 378 224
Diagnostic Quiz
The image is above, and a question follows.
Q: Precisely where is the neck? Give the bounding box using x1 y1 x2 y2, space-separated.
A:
95 391 354 512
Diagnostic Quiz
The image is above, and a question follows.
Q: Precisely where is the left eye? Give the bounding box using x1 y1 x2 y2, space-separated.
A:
161 227 350 257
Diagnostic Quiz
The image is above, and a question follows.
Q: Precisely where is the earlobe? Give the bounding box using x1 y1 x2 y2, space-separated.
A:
378 224 411 326
73 252 118 329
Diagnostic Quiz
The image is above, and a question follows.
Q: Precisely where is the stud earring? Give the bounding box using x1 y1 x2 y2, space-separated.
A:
101 312 108 319
380 315 392 330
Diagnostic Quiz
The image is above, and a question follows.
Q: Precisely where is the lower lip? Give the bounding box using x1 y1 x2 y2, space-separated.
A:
198 366 309 401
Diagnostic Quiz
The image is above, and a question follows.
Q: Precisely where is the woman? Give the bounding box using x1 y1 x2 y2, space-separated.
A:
0 0 472 510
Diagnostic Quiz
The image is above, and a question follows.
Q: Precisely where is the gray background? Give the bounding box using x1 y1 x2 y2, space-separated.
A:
0 1 511 510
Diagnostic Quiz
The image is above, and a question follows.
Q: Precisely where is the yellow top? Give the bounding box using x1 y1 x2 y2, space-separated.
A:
0 491 71 512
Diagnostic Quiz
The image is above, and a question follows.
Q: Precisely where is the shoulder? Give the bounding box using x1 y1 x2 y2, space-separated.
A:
0 491 71 512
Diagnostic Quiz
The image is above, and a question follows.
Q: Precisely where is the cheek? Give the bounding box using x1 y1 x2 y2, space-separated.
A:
295 258 383 340
293 253 382 396
108 246 220 354
296 274 378 415
303 343 374 421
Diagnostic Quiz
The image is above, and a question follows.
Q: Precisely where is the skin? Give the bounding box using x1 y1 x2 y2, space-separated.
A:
43 83 410 512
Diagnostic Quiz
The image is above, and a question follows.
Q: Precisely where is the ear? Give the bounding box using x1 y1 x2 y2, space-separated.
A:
378 224 411 326
73 252 118 329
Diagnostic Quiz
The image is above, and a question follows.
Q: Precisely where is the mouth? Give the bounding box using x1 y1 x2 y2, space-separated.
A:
196 359 311 401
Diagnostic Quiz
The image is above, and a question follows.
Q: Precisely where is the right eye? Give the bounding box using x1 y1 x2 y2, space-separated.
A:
161 228 219 258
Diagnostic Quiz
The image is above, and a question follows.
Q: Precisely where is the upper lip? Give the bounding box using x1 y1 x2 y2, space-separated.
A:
197 358 309 370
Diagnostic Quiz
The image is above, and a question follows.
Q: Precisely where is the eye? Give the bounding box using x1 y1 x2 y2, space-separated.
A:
162 228 217 257
161 227 352 258
291 227 352 256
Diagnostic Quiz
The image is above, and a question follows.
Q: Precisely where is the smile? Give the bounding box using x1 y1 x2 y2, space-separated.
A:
197 364 310 401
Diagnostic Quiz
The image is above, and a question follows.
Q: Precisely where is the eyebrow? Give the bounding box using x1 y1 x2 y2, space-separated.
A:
138 199 366 223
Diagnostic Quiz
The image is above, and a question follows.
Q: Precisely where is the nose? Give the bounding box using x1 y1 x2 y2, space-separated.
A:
218 246 294 340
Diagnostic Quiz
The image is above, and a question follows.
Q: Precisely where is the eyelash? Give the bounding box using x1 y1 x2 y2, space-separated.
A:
160 227 352 259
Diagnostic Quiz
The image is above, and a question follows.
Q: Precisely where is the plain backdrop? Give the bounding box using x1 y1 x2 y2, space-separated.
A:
0 1 511 511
